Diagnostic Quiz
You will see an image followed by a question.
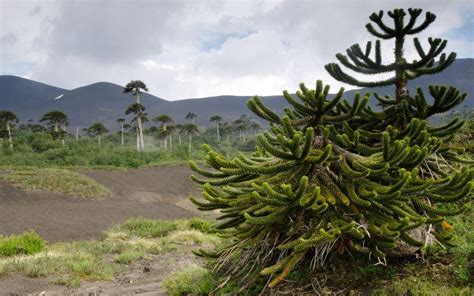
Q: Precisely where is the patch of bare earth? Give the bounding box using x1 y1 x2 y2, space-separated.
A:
0 164 211 295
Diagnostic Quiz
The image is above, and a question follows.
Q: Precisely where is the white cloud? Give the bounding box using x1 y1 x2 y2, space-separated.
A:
1 0 472 100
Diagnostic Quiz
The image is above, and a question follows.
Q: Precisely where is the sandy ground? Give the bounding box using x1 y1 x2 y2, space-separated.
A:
0 164 208 295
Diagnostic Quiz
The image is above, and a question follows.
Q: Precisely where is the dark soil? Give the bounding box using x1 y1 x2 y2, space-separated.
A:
0 164 201 242
0 164 208 295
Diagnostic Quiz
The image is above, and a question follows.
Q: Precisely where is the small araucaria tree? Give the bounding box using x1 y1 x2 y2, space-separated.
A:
183 123 198 153
210 115 222 141
185 112 197 125
116 118 125 146
154 114 174 149
189 8 472 291
87 122 109 147
0 111 18 149
40 111 68 146
123 80 148 151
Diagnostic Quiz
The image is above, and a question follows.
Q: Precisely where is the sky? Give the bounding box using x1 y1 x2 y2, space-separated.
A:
1 0 473 100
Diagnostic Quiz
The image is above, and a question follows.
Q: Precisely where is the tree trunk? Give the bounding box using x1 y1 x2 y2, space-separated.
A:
121 123 124 146
61 124 65 146
135 93 145 150
216 123 220 141
136 127 140 151
137 115 144 150
163 124 167 150
6 122 12 150
169 135 172 150
76 126 79 141
188 133 192 153
98 134 101 148
179 134 182 145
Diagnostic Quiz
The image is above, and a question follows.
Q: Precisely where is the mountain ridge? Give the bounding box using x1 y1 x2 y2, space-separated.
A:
1 58 472 130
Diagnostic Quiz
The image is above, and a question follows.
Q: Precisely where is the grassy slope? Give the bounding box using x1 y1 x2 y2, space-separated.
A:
0 168 111 198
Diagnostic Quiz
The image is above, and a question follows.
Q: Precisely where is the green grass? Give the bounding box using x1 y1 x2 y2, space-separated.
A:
0 217 221 289
0 168 112 198
162 265 217 296
111 217 216 238
0 230 45 257
114 251 145 264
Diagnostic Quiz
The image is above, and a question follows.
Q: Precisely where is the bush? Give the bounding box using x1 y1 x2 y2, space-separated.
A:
187 218 216 234
114 251 144 264
0 230 46 257
120 218 179 238
162 265 216 296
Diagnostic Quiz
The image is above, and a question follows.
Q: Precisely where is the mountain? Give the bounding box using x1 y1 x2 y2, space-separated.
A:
1 58 472 131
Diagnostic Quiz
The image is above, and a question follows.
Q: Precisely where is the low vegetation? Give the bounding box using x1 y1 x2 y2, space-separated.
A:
0 168 111 198
162 265 216 296
0 230 45 257
0 217 221 289
162 211 473 295
0 130 255 169
0 214 471 294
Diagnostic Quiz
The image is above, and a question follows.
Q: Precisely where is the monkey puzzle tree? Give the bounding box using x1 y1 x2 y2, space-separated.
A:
250 121 262 136
123 80 148 150
185 112 197 125
126 103 147 151
87 122 109 148
154 114 174 149
189 8 472 290
210 115 222 141
40 111 68 146
116 118 125 146
183 123 198 153
0 111 18 150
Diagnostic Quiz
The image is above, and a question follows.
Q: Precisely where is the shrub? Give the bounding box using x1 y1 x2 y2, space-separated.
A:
114 251 144 264
120 218 179 238
0 230 46 257
162 265 216 296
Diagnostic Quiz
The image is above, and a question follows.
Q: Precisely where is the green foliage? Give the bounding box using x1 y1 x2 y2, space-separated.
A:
190 8 473 292
0 230 45 257
187 217 217 234
162 265 217 296
114 251 145 264
0 218 221 288
0 131 207 168
119 218 180 238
